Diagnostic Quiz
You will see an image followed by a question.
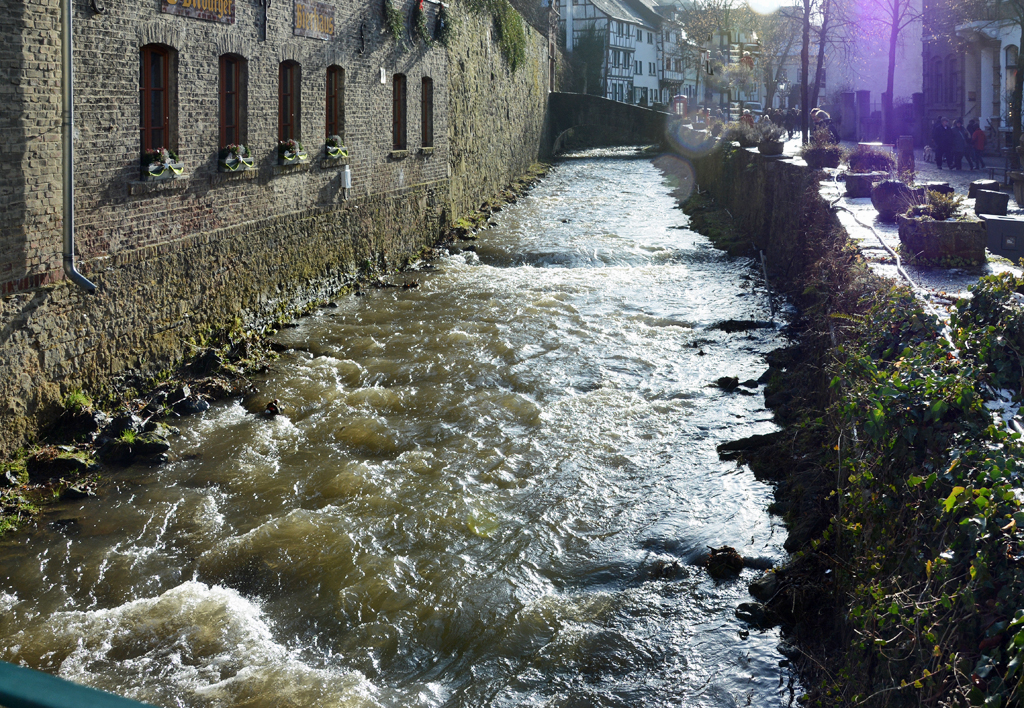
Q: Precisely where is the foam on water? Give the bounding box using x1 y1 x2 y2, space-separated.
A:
3 581 379 707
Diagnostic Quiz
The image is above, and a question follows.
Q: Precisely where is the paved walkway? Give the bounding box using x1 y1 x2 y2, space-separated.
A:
788 138 1022 307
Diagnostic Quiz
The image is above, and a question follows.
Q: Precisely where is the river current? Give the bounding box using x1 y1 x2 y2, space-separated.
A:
0 150 795 707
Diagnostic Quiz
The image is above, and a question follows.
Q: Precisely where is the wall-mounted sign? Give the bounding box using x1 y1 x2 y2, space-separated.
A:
294 1 335 40
161 0 236 24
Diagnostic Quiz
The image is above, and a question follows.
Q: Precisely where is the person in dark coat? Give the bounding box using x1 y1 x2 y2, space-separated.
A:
932 117 954 171
952 119 971 170
784 108 797 139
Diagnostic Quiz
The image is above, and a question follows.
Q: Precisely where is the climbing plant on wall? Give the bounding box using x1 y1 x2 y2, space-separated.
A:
465 0 527 71
384 0 404 39
435 2 456 47
412 0 433 45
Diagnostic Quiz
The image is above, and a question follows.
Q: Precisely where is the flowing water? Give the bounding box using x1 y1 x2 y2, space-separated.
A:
0 150 797 707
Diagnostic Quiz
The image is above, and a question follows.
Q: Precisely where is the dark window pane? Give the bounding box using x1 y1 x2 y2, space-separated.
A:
151 54 163 89
151 92 163 128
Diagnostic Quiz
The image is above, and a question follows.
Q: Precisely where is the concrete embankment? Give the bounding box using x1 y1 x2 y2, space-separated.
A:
665 126 1024 708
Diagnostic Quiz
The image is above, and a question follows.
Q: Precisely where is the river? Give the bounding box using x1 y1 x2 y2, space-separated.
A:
0 150 795 707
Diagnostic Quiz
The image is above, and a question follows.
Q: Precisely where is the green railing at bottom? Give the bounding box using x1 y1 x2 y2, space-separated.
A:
0 661 159 708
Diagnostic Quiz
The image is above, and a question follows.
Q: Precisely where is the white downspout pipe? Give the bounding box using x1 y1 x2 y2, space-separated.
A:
62 0 97 293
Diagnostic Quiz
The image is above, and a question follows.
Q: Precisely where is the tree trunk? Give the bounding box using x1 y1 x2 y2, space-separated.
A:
883 0 899 143
810 0 830 109
801 0 810 142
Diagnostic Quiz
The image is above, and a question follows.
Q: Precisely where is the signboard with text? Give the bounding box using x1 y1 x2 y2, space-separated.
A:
294 1 335 40
161 0 236 24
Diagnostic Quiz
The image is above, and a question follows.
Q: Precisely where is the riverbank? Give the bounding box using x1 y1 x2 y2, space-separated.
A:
666 135 1024 707
0 163 552 538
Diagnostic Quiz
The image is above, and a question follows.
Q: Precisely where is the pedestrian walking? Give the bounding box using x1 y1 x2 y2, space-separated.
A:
932 116 953 171
952 119 972 170
971 122 987 169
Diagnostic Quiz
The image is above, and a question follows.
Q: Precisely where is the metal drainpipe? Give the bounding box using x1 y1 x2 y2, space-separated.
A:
62 0 97 293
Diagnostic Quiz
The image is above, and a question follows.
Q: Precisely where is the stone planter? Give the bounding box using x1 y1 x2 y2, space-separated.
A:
871 180 924 222
968 179 1000 198
845 172 885 198
802 149 842 169
1010 171 1024 207
758 140 785 156
975 189 1009 217
897 215 986 264
141 161 184 181
325 145 348 159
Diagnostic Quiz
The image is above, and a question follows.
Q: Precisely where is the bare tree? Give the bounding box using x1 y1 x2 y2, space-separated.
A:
734 5 802 109
858 0 924 141
675 0 739 104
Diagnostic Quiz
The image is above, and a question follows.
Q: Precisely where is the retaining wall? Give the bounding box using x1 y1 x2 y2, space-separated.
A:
0 1 555 459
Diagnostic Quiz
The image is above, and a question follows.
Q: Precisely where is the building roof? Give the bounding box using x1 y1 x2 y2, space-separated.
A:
590 0 655 26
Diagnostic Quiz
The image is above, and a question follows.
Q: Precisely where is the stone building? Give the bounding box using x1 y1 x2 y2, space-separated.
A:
920 0 1020 150
0 0 557 458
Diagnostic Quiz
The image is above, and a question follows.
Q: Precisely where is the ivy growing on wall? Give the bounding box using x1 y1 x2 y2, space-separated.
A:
412 0 433 45
383 0 404 40
435 2 456 48
465 0 527 71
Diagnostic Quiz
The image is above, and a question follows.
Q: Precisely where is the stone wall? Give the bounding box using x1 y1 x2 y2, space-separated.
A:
547 92 668 154
674 124 842 285
0 0 555 459
447 10 554 218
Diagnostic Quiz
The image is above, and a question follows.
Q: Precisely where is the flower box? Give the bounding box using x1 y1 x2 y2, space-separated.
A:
278 139 307 166
325 136 347 160
142 160 184 181
278 151 308 166
218 145 254 173
758 140 785 156
218 155 255 173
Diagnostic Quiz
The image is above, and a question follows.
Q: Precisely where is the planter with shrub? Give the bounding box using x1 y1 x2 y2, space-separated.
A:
897 190 986 265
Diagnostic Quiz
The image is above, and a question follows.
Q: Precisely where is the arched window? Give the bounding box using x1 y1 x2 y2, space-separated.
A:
326 65 344 140
1007 45 1019 96
219 54 247 148
931 57 942 104
421 77 433 148
946 55 957 104
278 60 301 142
140 44 174 153
392 73 407 151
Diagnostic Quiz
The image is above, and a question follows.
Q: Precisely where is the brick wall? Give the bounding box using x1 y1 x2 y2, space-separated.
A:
0 0 554 459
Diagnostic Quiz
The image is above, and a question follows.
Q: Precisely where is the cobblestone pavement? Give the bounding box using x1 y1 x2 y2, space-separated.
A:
822 141 1021 309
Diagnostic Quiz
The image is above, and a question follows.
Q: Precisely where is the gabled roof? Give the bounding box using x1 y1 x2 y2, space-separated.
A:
589 0 655 27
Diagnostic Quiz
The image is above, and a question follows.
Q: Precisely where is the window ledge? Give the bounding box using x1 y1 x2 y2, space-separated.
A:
272 161 312 176
210 169 259 186
321 156 349 169
389 149 409 159
128 175 190 196
419 147 435 156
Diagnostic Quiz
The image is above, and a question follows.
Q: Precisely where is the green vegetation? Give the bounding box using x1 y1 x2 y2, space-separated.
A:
847 144 897 174
465 0 527 71
905 189 966 222
435 1 456 47
62 389 92 414
567 25 607 95
801 275 1024 707
384 0 404 40
412 1 432 45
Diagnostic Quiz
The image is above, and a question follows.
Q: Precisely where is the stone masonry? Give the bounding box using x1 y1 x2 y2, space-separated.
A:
0 0 556 459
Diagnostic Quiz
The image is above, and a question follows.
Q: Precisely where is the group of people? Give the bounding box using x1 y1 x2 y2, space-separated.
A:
930 116 987 171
